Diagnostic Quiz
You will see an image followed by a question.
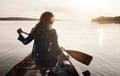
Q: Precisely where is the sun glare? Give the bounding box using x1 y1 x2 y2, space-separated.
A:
68 0 108 11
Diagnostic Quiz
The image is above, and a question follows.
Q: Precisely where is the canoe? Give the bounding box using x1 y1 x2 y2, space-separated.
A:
5 50 84 76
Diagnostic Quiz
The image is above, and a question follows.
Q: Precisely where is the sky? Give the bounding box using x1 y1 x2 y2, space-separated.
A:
0 0 120 20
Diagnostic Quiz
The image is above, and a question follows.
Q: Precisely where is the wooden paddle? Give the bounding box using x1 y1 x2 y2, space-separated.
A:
65 50 93 65
19 29 93 65
60 47 93 65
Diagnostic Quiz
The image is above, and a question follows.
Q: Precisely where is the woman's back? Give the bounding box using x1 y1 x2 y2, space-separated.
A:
32 27 62 67
33 28 57 57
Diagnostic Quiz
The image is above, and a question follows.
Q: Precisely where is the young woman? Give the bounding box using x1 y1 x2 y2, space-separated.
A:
17 11 62 76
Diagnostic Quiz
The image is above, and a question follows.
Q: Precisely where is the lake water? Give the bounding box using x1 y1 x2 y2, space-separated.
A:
0 20 120 76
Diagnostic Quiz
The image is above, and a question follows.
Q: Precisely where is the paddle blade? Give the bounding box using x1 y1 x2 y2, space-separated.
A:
65 50 93 65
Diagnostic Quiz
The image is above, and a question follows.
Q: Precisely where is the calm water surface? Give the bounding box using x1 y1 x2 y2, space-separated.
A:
0 21 120 76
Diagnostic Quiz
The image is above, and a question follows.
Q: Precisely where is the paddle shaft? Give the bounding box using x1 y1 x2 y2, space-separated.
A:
22 31 29 35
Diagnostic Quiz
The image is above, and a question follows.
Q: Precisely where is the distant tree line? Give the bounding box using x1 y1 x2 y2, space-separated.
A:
92 16 120 23
0 17 39 21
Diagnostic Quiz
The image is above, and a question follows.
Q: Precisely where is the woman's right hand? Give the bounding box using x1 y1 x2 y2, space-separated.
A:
17 28 23 35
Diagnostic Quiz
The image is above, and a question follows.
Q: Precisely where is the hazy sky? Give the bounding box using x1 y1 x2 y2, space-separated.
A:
0 0 120 20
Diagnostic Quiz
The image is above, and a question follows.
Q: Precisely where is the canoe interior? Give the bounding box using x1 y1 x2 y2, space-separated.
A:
5 51 83 76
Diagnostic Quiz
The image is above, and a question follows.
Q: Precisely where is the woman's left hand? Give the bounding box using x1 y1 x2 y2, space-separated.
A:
17 28 23 35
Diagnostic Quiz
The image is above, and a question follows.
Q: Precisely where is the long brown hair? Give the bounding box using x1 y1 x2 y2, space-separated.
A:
30 11 54 34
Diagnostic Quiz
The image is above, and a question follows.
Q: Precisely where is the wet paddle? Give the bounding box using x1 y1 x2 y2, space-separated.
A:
65 50 93 65
60 47 93 65
20 30 93 65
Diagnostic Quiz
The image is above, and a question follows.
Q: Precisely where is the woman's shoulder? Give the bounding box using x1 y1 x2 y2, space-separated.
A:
47 28 57 36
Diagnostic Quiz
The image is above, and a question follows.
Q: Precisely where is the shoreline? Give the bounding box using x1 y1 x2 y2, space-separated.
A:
0 17 39 21
92 16 120 24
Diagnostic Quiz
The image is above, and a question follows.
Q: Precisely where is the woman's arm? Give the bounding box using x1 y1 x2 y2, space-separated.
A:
17 28 34 45
18 34 34 45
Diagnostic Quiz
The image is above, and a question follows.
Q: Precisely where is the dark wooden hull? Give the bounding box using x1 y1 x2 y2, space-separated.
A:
5 51 83 76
